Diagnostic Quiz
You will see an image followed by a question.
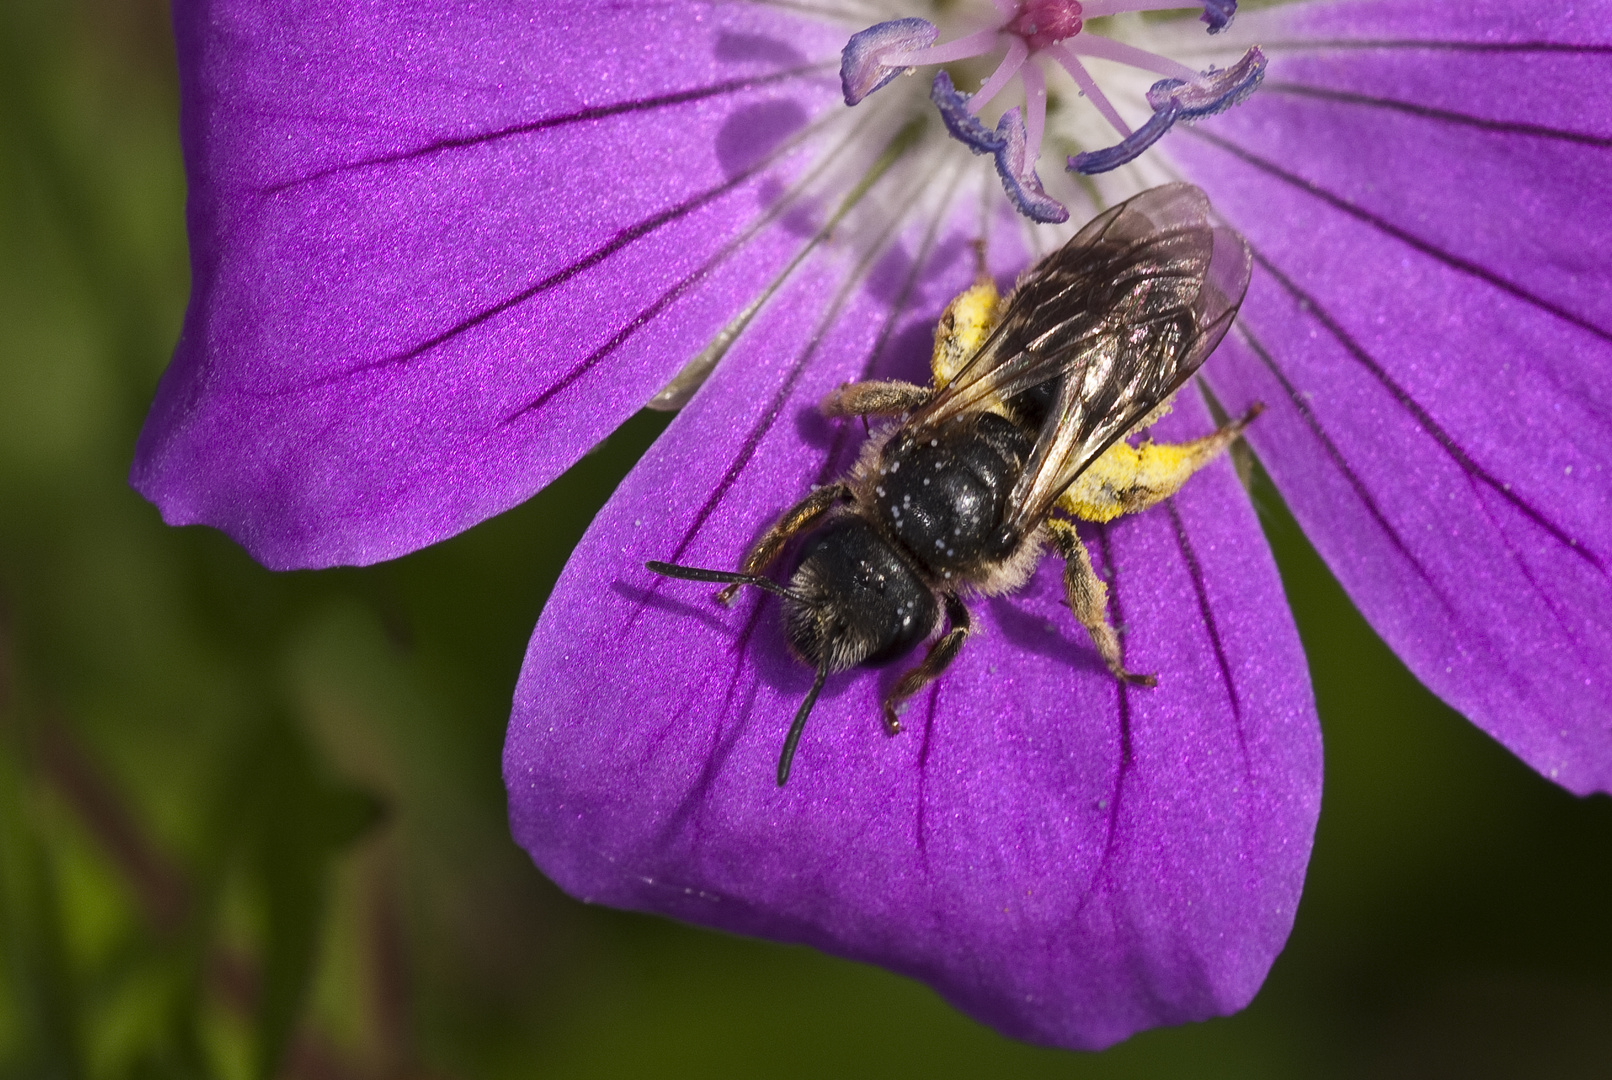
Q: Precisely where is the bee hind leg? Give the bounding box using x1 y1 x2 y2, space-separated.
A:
1047 519 1157 687
1059 404 1264 524
882 595 971 734
716 482 854 605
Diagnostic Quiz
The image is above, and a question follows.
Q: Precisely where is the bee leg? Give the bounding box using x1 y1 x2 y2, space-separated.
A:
1059 404 1264 524
820 380 932 419
1047 519 1157 687
716 483 854 605
881 595 972 734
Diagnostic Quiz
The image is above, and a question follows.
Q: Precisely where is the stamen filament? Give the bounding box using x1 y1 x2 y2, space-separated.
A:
1020 61 1048 163
1062 34 1197 80
889 29 1002 67
1079 0 1205 16
967 36 1029 113
1047 45 1133 137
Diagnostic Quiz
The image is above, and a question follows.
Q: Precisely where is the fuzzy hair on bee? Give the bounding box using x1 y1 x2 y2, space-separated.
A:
648 182 1260 786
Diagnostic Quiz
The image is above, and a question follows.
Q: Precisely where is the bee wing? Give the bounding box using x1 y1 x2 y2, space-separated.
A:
908 183 1219 428
1004 217 1252 535
908 183 1252 537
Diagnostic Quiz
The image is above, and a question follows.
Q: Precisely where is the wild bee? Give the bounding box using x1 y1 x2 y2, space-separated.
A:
649 183 1258 785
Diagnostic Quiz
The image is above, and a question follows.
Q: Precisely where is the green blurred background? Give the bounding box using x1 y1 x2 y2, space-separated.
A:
2 2 1609 1077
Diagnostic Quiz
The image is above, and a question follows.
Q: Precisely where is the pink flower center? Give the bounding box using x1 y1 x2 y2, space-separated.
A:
1005 0 1084 52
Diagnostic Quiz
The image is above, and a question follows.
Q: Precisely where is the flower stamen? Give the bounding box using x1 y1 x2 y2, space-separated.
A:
1069 46 1265 173
887 29 1002 68
1047 45 1133 137
1061 34 1196 81
967 36 1029 113
840 1 1262 221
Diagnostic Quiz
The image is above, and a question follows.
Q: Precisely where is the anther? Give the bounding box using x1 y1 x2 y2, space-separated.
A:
841 3 1257 219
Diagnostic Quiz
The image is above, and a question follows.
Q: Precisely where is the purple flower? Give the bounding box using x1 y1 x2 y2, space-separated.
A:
132 0 1612 1051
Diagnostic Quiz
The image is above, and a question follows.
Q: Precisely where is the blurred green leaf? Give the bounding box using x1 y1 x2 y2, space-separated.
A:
0 741 82 1080
240 714 381 1080
3 0 1612 1075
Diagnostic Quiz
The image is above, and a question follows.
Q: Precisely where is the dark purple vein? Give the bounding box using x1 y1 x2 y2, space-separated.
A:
1461 471 1589 651
500 106 883 424
501 243 736 425
666 127 927 563
1258 38 1612 56
1261 81 1612 148
1074 524 1131 918
913 682 942 871
812 167 966 486
1243 247 1603 572
1187 127 1612 347
296 127 810 392
660 606 769 847
1165 499 1252 784
667 262 859 566
262 64 834 195
1230 320 1460 613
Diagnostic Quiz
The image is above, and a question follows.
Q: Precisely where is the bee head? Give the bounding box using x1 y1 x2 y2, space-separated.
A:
646 515 938 787
783 516 937 673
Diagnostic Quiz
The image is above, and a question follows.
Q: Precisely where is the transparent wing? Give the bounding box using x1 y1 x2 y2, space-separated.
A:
906 183 1252 538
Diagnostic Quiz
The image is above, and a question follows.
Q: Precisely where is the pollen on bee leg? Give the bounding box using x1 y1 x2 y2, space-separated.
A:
1058 402 1264 522
931 276 1003 388
1047 518 1156 686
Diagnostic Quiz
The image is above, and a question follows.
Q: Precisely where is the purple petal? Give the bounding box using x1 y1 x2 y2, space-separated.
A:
1173 0 1612 791
930 71 1008 154
132 1 847 568
504 193 1320 1047
992 109 1069 223
840 18 938 106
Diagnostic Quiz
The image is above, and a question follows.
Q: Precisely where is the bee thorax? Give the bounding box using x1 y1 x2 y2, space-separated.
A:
874 413 1032 575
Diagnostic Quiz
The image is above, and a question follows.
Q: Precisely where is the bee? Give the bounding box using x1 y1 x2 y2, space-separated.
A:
649 183 1258 786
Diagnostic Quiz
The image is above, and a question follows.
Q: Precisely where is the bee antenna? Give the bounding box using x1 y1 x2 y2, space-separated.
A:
645 560 800 602
777 651 831 787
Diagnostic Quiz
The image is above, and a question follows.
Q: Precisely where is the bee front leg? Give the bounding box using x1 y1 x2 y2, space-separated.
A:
882 595 971 734
1047 519 1157 687
717 483 854 605
820 380 932 419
